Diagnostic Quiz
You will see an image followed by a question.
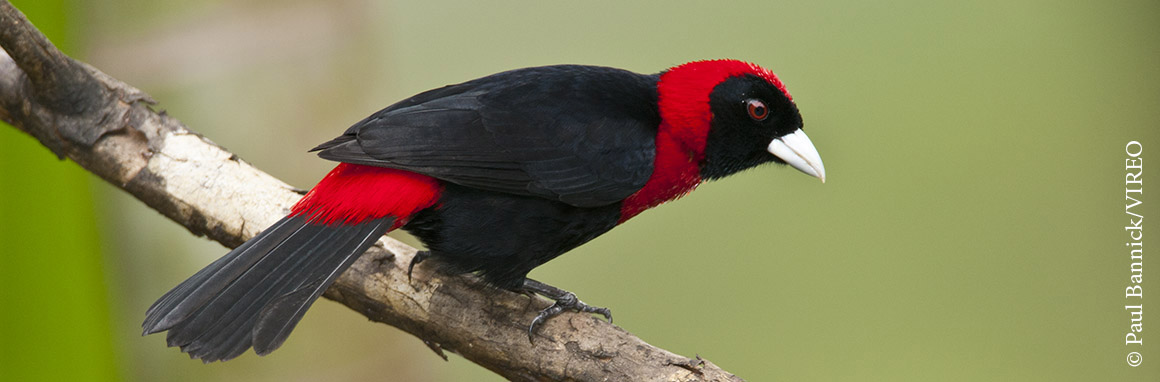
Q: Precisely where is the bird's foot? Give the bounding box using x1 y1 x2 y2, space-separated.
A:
408 251 430 282
521 278 612 342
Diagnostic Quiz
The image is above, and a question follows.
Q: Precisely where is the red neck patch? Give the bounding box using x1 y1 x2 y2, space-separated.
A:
618 60 789 223
653 59 791 156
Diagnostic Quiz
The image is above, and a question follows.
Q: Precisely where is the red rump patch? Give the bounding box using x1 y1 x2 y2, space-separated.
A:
619 59 790 222
291 163 442 227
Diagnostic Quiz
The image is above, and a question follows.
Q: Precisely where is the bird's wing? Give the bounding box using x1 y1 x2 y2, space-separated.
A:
314 65 660 208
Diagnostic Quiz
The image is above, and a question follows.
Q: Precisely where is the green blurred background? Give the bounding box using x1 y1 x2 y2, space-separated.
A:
2 0 1158 380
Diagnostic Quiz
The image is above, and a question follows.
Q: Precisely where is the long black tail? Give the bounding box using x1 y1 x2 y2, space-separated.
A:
142 214 393 362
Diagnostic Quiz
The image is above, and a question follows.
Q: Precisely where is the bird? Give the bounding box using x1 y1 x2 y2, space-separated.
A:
142 59 825 362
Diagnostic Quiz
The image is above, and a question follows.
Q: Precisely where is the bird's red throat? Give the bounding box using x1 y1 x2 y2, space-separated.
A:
617 59 791 223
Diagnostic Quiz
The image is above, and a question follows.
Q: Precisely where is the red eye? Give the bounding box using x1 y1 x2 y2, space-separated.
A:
746 99 768 121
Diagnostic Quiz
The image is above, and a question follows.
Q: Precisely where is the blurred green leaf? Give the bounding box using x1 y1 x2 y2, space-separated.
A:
0 1 119 381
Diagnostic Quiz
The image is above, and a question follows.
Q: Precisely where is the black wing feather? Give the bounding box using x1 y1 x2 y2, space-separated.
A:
315 65 661 207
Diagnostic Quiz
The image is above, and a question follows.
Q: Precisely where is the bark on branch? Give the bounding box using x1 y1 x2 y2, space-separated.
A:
0 2 742 380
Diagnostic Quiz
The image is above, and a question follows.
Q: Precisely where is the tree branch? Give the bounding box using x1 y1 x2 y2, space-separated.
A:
0 2 742 380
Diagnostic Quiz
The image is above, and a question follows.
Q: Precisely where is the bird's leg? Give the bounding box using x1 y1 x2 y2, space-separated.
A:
408 250 431 282
522 278 612 341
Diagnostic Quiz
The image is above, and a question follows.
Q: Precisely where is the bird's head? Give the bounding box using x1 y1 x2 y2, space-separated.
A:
658 59 825 183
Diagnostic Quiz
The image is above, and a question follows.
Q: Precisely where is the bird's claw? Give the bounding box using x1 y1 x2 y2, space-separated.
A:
524 286 612 343
408 251 430 282
527 306 559 341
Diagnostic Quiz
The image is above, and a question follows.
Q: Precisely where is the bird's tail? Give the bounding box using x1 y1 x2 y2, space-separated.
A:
142 163 441 362
142 215 392 362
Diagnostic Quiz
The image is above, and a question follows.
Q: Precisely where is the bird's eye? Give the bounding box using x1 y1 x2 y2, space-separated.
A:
746 99 768 121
